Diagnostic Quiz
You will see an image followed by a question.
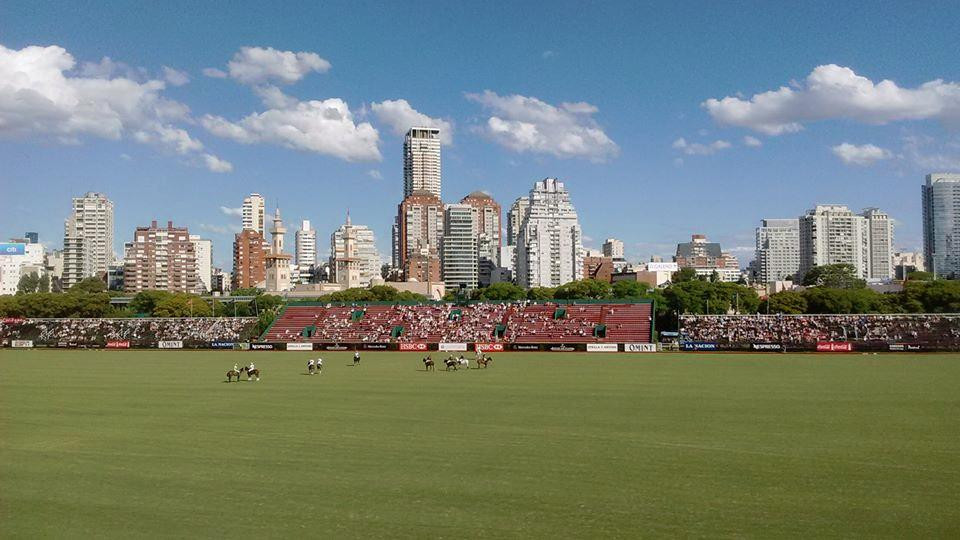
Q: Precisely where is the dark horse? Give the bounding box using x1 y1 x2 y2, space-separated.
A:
226 369 241 382
239 366 261 381
353 353 361 366
476 355 493 369
444 358 458 371
422 356 435 371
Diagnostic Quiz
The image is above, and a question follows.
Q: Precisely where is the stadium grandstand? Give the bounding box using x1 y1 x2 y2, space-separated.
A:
0 318 258 348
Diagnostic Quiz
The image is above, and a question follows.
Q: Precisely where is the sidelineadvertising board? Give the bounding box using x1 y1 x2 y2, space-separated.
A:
11 339 33 348
285 343 314 351
158 340 183 349
680 341 718 351
586 343 619 352
106 341 131 349
624 343 657 353
751 343 783 351
816 341 853 352
399 343 428 351
439 343 467 352
475 342 505 352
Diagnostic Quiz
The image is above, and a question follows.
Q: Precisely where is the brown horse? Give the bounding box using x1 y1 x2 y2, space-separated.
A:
476 356 493 369
239 366 261 381
422 357 435 371
226 369 240 382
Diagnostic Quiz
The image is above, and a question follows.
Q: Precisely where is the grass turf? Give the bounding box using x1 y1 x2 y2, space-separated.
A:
1 350 959 538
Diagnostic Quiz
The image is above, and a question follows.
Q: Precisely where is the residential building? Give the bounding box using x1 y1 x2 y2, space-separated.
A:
0 242 45 295
330 213 381 288
602 238 624 259
506 197 529 246
755 219 800 283
242 193 266 236
515 178 583 288
232 229 266 290
403 127 442 198
211 268 227 294
892 251 925 279
583 256 614 282
922 173 960 278
862 208 893 280
442 203 479 289
460 191 501 286
397 190 444 282
295 220 317 269
189 235 213 293
25 232 38 244
123 221 200 293
264 208 293 292
674 234 741 282
798 205 894 281
62 192 114 289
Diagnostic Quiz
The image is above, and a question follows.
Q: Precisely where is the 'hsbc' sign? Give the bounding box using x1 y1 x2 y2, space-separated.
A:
399 343 428 351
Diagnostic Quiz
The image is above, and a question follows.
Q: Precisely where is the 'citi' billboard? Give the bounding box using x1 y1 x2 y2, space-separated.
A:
0 243 26 256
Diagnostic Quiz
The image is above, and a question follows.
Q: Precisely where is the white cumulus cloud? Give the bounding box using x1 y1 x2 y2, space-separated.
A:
466 90 619 161
703 64 960 135
367 169 383 180
370 99 453 144
743 135 762 147
672 137 732 155
0 43 230 173
162 66 189 86
222 46 331 85
202 67 227 78
220 206 243 216
831 143 893 166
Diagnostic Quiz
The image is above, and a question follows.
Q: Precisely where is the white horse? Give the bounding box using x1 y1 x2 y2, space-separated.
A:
457 357 470 370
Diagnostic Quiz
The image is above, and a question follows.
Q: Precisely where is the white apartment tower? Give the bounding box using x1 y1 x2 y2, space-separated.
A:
62 192 114 289
799 205 894 281
189 235 213 293
403 127 442 199
755 219 800 283
515 178 583 288
442 204 479 289
922 173 960 278
295 220 317 268
862 208 893 280
242 193 266 235
330 214 382 288
507 197 529 246
602 238 625 259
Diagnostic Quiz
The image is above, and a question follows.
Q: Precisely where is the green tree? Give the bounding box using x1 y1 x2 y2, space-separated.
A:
231 287 262 297
68 277 107 294
671 267 698 283
16 272 40 294
905 271 934 281
611 280 652 299
759 290 808 314
801 264 865 289
474 282 526 301
130 290 173 316
527 287 556 301
153 294 213 317
37 274 50 293
554 279 612 300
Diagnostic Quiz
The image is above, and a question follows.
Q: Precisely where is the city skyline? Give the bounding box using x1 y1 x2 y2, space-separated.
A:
3 3 960 269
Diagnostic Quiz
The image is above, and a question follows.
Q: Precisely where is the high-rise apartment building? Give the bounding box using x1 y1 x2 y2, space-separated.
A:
515 178 583 288
862 208 893 280
189 235 213 293
242 193 266 236
922 173 960 278
123 221 199 293
674 234 741 282
460 191 501 286
62 192 114 289
295 220 317 268
506 197 529 246
602 238 624 260
330 214 382 288
398 191 444 282
442 204 479 289
755 219 800 283
798 205 868 280
232 229 266 290
403 127 442 199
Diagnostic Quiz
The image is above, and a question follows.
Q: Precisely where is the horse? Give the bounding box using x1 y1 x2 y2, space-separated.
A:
353 353 361 366
307 362 316 375
444 358 458 371
423 357 435 371
477 355 493 369
457 357 470 370
226 369 240 382
240 366 261 381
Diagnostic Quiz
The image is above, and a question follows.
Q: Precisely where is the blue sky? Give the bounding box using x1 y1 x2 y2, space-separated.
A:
3 1 960 269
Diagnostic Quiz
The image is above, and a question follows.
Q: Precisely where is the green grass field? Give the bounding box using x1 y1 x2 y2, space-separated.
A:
2 350 959 538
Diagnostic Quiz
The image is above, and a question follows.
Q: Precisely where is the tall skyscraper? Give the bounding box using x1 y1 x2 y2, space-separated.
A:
232 229 266 290
403 127 441 199
602 238 624 259
62 192 114 289
755 219 800 283
295 220 317 269
25 232 38 244
330 214 381 288
515 178 583 288
922 173 960 279
189 235 213 293
460 191 501 286
242 193 266 235
507 197 529 246
398 191 444 282
674 234 742 282
264 208 292 292
442 203 479 289
123 221 200 293
798 205 868 280
862 208 893 280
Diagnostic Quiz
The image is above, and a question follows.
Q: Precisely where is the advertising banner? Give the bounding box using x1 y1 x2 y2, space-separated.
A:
751 343 783 351
362 343 390 350
235 342 250 351
106 341 131 349
250 343 275 350
474 342 505 353
816 341 853 352
399 343 428 351
511 344 541 351
547 344 579 352
439 343 468 352
210 341 235 349
285 343 314 351
680 341 718 351
323 344 349 351
625 343 657 353
889 343 922 352
158 340 183 349
11 339 33 348
2 317 25 324
587 343 619 352
0 243 26 255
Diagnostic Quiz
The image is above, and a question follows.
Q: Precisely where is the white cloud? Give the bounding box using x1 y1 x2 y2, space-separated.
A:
902 134 960 170
466 90 619 161
162 66 189 86
367 169 383 180
202 67 227 78
0 43 230 172
370 99 453 144
831 143 893 166
542 50 555 59
743 135 762 147
220 206 243 216
203 153 233 173
703 64 960 135
199 223 240 235
201 88 380 162
223 46 331 85
672 137 732 155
